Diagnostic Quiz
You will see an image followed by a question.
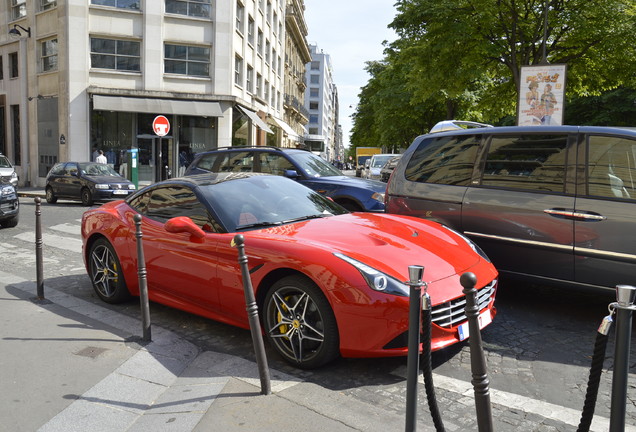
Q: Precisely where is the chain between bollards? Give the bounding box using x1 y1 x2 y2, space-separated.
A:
460 272 493 432
134 214 152 342
233 234 271 395
34 197 44 300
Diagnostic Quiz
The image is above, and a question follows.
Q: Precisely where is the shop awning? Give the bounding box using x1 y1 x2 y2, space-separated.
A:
237 106 273 134
271 117 299 139
93 95 223 117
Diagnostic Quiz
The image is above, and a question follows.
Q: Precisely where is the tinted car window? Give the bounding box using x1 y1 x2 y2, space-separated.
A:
258 152 294 175
220 151 253 172
195 153 221 172
66 163 79 176
404 135 481 185
144 186 220 231
48 163 65 176
587 135 636 199
481 134 568 193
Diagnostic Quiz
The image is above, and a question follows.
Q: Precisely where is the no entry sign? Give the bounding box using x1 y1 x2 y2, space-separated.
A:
153 115 170 137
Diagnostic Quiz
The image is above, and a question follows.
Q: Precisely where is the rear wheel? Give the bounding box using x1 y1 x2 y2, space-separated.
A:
81 188 93 206
88 238 130 303
45 187 57 204
263 275 339 369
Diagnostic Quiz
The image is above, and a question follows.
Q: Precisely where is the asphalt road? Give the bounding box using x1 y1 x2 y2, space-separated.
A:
2 195 635 431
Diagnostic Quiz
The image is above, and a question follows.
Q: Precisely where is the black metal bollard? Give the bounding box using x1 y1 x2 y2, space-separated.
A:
233 234 271 395
405 265 424 432
34 197 44 300
460 272 493 432
133 214 152 342
609 284 636 432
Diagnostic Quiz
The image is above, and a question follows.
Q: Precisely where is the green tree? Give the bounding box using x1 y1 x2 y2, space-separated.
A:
387 0 636 120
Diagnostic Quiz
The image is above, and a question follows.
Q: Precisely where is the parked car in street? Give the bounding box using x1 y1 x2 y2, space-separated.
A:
0 153 18 189
45 162 136 206
81 172 498 368
0 183 19 228
364 154 397 180
380 155 403 182
185 146 387 212
386 120 636 292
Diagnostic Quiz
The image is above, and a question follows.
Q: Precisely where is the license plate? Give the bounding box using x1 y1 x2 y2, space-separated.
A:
113 190 129 195
458 309 493 341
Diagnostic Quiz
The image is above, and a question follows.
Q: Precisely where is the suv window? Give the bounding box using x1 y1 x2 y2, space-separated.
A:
220 151 253 172
481 134 568 193
258 152 294 175
587 135 636 200
404 135 481 186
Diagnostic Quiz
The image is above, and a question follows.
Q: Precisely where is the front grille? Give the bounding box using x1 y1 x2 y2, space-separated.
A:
431 279 496 328
0 175 10 182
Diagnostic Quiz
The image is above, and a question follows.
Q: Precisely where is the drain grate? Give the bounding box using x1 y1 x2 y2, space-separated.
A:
74 346 108 359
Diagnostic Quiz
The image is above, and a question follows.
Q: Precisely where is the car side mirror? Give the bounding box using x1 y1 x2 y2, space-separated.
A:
164 216 206 242
283 169 300 179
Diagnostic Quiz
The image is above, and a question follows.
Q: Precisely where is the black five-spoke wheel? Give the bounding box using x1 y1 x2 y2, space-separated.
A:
263 275 339 369
88 238 130 304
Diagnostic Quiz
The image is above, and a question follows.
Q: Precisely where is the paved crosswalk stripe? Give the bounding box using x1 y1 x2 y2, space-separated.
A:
14 231 83 253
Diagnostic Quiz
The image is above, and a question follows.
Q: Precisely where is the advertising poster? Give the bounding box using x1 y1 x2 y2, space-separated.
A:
517 64 566 126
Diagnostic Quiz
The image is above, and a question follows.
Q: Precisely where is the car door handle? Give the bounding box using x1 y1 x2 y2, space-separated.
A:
544 208 607 221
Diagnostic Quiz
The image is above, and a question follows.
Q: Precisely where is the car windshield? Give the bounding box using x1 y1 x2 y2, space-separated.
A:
0 156 12 168
288 152 343 177
79 163 121 177
201 175 348 232
372 156 394 168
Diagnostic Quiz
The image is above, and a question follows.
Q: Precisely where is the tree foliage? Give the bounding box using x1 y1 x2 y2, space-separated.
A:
349 0 636 150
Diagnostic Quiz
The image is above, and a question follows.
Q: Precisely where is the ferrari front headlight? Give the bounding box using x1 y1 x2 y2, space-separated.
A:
335 253 409 297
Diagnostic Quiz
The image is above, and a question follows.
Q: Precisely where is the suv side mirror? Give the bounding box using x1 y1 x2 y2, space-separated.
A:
283 169 300 179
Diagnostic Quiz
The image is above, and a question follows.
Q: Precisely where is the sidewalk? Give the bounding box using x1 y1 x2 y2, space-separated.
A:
1 273 424 432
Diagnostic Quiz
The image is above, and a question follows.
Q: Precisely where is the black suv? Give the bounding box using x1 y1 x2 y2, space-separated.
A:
185 147 386 212
0 183 19 228
386 120 636 292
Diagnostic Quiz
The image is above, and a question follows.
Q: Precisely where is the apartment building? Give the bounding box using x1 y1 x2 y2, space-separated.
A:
0 0 308 187
304 43 340 162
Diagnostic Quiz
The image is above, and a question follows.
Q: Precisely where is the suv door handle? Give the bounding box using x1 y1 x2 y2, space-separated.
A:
544 208 607 221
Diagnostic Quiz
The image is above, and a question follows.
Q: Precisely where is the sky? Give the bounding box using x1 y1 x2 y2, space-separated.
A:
303 1 398 150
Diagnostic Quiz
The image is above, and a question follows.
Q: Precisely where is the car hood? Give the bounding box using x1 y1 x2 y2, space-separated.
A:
0 167 15 176
84 175 130 184
306 175 386 192
249 213 491 301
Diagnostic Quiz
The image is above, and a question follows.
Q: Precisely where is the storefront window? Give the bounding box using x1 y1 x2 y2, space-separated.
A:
90 110 134 174
177 116 217 175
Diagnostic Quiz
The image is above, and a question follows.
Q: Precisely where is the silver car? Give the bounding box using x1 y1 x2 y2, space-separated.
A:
386 120 636 292
0 153 18 188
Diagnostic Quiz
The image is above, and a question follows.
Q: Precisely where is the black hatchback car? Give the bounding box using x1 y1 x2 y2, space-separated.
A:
386 120 636 292
45 162 136 206
185 147 387 212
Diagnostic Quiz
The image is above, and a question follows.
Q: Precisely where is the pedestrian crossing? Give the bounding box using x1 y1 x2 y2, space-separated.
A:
1 219 85 276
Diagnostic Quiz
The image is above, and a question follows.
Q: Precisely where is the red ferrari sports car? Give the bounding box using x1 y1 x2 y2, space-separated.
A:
81 172 498 368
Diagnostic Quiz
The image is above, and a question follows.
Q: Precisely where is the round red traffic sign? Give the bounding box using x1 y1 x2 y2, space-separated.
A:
152 115 170 137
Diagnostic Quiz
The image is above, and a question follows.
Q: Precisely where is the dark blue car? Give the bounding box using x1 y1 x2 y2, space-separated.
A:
184 147 386 212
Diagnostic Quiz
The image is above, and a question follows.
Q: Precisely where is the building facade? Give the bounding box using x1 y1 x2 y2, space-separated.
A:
304 43 339 162
0 0 305 187
281 0 309 148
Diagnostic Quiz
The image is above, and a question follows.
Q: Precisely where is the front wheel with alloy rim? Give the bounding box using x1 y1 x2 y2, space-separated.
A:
263 275 339 369
88 238 130 304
